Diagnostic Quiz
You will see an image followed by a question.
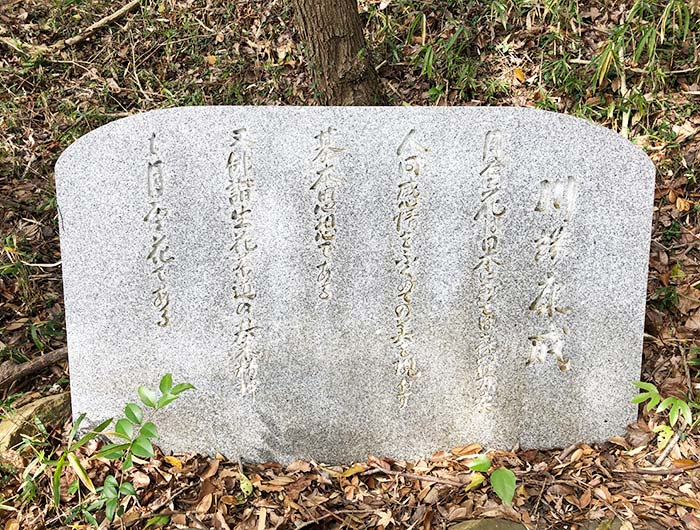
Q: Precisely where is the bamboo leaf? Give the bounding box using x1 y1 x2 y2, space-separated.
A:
52 455 66 508
71 417 113 452
67 452 96 493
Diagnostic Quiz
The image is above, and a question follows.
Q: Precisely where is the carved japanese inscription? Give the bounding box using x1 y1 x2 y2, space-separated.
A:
392 130 428 407
226 128 260 396
528 176 578 371
144 133 174 327
310 127 345 300
56 106 654 464
473 130 506 413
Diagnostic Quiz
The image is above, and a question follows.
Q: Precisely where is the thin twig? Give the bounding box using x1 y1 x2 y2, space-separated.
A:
1 0 139 56
297 509 371 529
363 466 464 487
139 482 199 516
557 442 581 462
654 428 683 467
54 0 140 49
614 463 700 476
20 260 62 268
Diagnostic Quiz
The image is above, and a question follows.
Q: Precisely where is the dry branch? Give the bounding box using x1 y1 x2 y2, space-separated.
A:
55 0 140 49
1 0 140 55
0 347 68 388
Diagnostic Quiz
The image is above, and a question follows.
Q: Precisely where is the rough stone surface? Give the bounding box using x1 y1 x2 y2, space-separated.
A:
55 106 655 464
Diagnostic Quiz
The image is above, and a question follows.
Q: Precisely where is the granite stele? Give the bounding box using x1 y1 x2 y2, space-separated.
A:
56 106 655 464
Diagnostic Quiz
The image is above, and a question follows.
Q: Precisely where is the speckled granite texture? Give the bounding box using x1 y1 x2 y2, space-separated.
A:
55 106 655 463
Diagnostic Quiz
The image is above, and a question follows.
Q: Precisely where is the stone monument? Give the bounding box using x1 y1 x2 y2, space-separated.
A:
55 106 655 463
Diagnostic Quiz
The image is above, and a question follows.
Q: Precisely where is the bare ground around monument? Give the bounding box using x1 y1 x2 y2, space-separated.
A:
1 0 699 528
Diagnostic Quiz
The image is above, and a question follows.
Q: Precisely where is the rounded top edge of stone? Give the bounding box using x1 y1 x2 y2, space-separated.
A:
54 105 656 179
54 107 184 177
520 106 656 177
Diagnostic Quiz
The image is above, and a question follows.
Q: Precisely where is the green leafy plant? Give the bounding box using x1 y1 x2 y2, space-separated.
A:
589 0 694 93
52 374 194 523
631 381 662 411
653 424 674 450
657 396 693 427
467 454 517 505
632 381 692 427
651 286 679 311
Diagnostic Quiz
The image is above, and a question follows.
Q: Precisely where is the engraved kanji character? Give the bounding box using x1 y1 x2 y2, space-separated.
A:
147 134 164 198
315 187 337 212
529 273 570 316
147 234 174 265
315 214 336 241
527 329 570 371
144 202 168 228
534 176 577 220
396 129 429 157
231 234 257 256
535 225 566 263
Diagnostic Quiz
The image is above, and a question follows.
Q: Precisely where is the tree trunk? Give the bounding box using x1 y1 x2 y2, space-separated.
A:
292 0 385 105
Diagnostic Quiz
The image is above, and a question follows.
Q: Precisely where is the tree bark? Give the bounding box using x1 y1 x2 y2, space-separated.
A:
292 0 385 105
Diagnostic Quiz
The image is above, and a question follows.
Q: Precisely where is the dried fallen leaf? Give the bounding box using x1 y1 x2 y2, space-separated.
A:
196 493 212 513
686 309 700 330
579 489 592 509
669 496 700 509
286 460 311 473
0 450 25 471
672 459 697 467
376 510 394 527
267 476 295 486
594 485 612 503
677 285 700 314
342 463 368 477
131 471 150 489
200 459 219 479
672 121 698 143
683 513 700 530
165 455 183 469
676 197 693 211
257 507 267 530
451 443 482 456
